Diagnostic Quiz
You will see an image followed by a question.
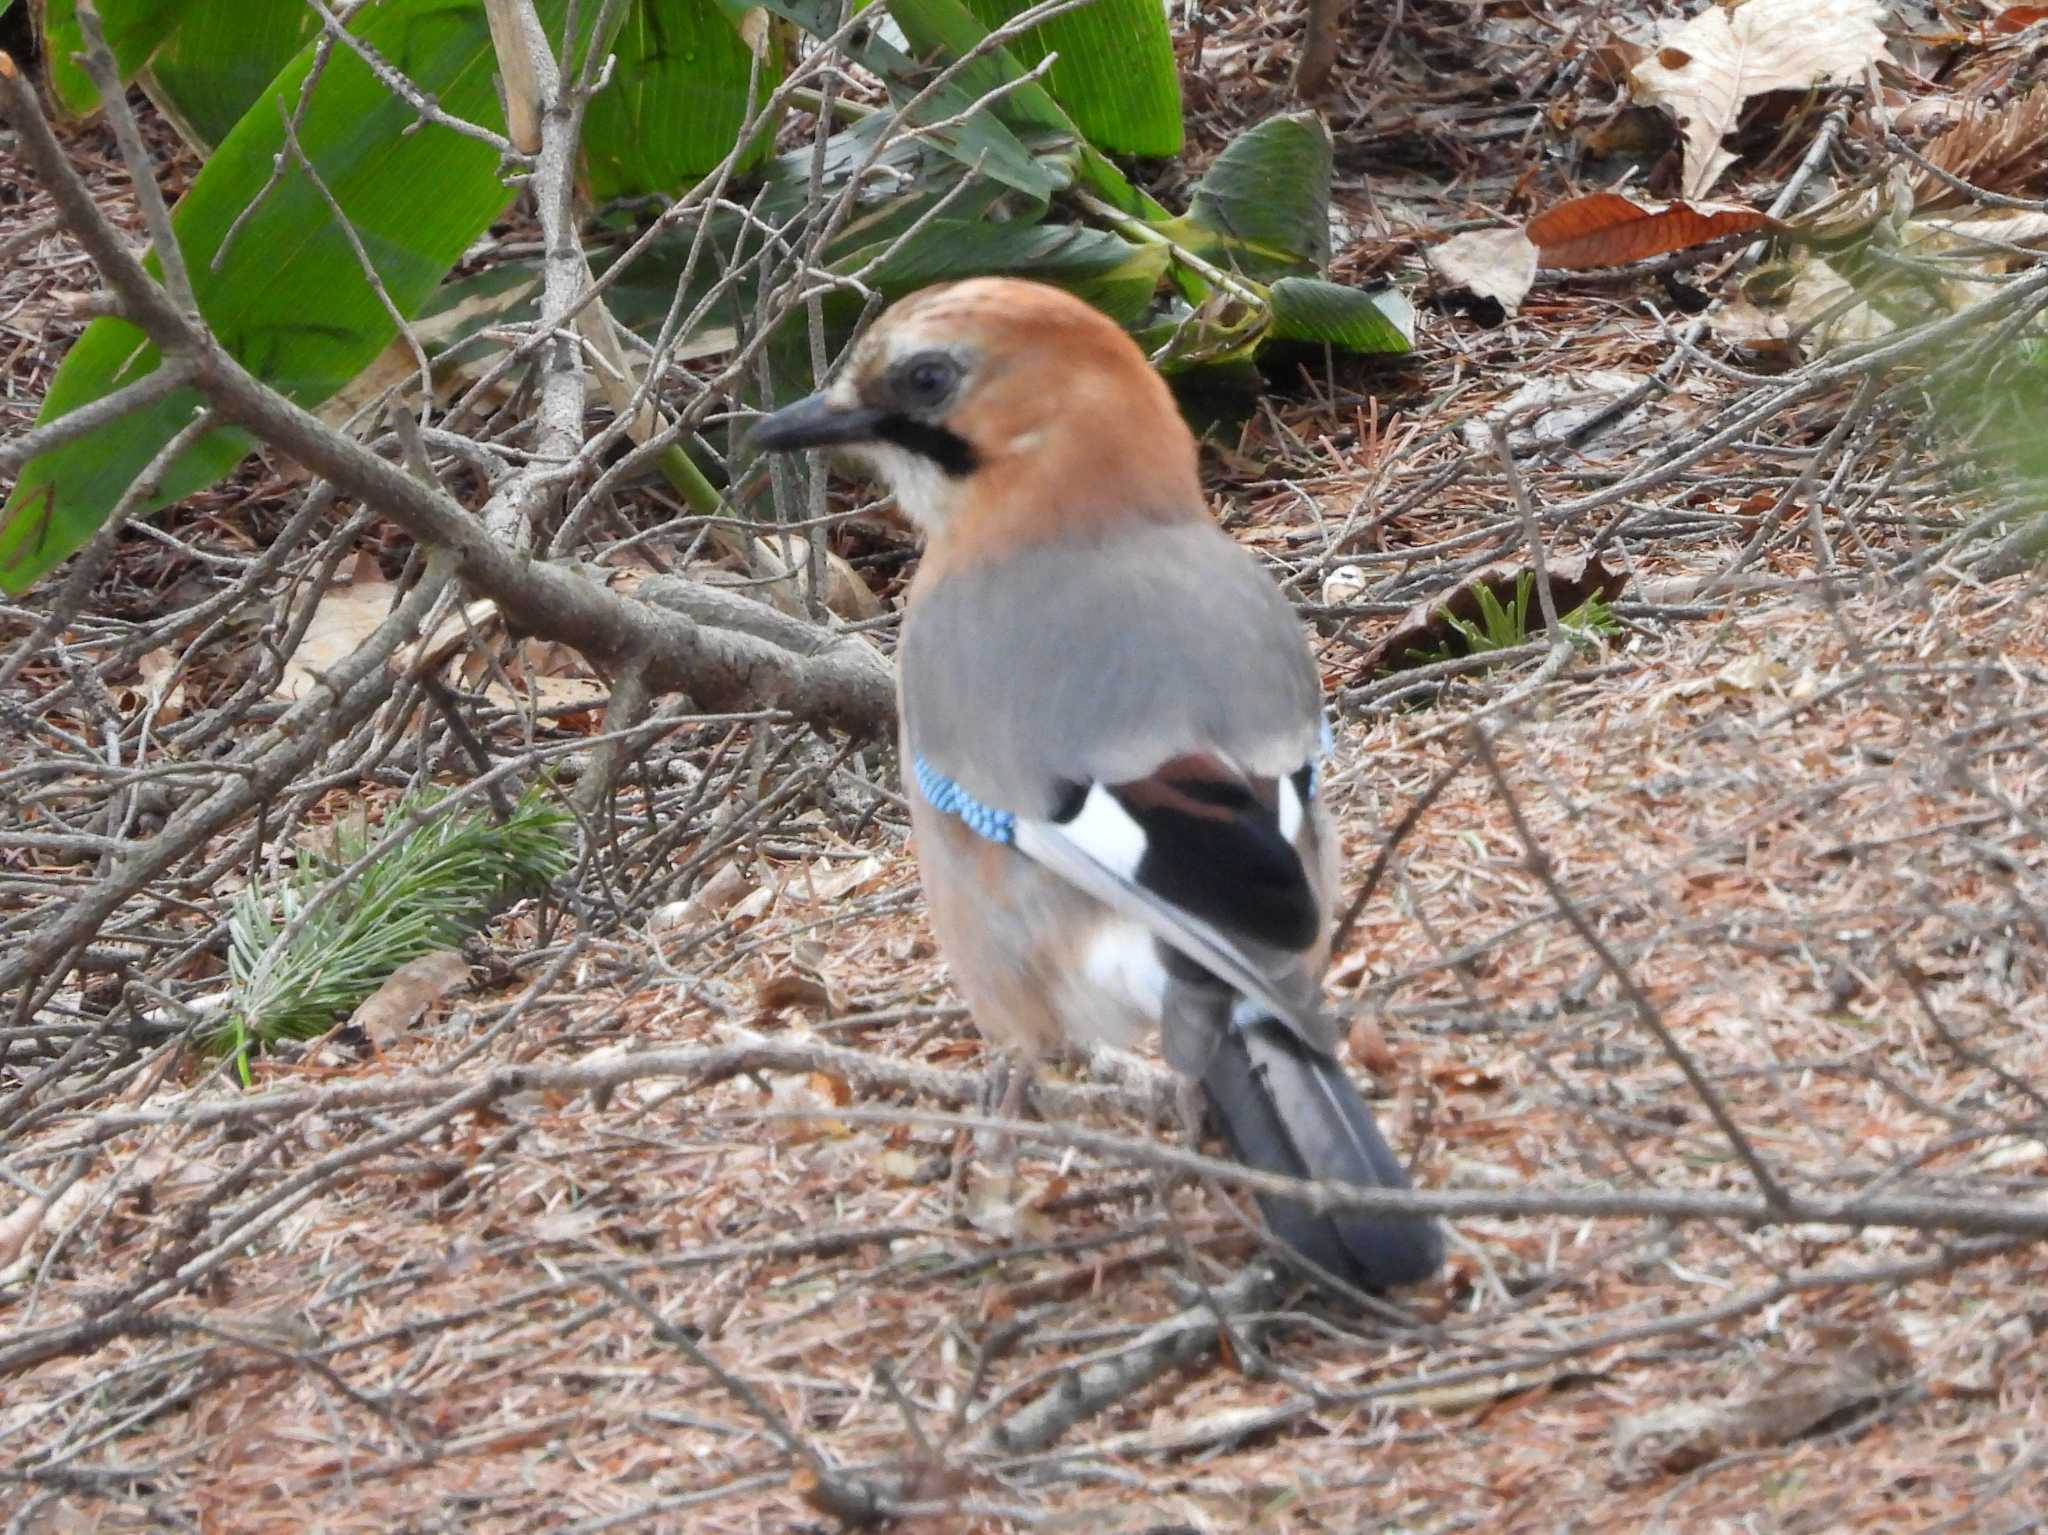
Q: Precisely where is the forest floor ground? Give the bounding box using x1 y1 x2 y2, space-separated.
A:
4 0 2047 1530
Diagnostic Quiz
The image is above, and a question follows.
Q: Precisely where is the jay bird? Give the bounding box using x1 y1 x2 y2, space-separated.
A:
748 278 1442 1292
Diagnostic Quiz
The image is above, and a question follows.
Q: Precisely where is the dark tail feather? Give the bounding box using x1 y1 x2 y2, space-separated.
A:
1201 1013 1443 1291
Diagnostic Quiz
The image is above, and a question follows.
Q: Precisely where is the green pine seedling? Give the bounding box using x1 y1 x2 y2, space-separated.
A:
223 784 571 1079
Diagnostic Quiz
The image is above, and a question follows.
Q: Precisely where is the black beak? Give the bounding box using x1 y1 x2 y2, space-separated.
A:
744 392 884 455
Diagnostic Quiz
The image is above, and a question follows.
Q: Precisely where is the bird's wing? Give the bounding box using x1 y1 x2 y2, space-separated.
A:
901 519 1331 1037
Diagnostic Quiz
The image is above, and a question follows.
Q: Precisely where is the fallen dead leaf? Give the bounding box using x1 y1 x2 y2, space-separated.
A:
1460 371 1663 459
276 560 399 703
729 533 886 623
348 950 470 1049
1612 1323 1914 1478
1354 555 1632 676
1322 564 1369 606
1427 225 1540 315
1631 0 1889 197
1526 190 1779 269
795 854 886 905
0 1193 50 1270
651 861 757 936
1346 1013 1399 1076
756 971 838 1017
133 646 186 726
962 1167 1056 1241
1911 84 2048 208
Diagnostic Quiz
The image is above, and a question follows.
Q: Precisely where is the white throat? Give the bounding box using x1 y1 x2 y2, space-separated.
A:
854 440 963 536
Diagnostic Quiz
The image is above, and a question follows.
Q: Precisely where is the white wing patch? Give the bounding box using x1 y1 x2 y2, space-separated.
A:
1052 782 1149 878
1276 772 1305 844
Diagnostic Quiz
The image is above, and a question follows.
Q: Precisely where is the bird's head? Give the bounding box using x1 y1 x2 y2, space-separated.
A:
745 278 1201 541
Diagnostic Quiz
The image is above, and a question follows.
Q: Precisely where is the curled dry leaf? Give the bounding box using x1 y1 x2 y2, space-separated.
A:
1346 1012 1399 1076
348 949 469 1048
131 646 186 726
1910 83 2048 208
1460 371 1665 459
651 860 757 935
756 970 839 1016
275 560 399 703
1427 225 1540 315
0 1194 50 1271
794 853 886 905
1630 0 1889 197
728 533 886 624
474 637 609 719
1994 3 2048 30
1429 191 1777 319
1612 1323 1914 1478
1354 555 1632 676
1322 564 1369 606
1525 190 1779 269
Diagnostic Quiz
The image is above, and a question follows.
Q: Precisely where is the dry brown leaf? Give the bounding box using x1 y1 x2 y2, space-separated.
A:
796 854 886 904
735 534 886 623
667 862 756 926
276 561 399 703
1322 564 1369 606
1612 1323 1913 1478
1631 0 1889 197
348 950 469 1048
1427 225 1539 315
756 971 837 1016
320 274 542 425
1911 84 2048 207
132 646 186 726
1347 1013 1398 1075
961 1167 1056 1241
1994 2 2048 30
1460 371 1669 459
0 1193 50 1270
1354 556 1632 676
1526 190 1778 269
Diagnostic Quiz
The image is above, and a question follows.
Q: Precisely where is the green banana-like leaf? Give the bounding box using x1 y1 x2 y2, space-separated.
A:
1267 277 1413 354
755 0 1065 203
140 0 319 152
1172 111 1333 280
835 218 1167 322
880 0 1167 217
34 0 190 115
959 0 1180 156
581 0 783 200
0 0 592 593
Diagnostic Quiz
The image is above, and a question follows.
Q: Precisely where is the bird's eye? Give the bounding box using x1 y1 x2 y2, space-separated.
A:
898 353 960 409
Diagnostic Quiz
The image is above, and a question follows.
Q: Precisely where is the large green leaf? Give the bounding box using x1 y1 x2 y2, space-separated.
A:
581 0 782 200
836 218 1166 322
959 0 1179 156
1172 110 1332 280
1267 277 1413 354
880 0 1167 217
755 0 1064 203
34 0 191 114
0 0 589 592
141 0 318 152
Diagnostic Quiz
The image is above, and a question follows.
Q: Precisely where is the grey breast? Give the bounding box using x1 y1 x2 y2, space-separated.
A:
899 519 1323 818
